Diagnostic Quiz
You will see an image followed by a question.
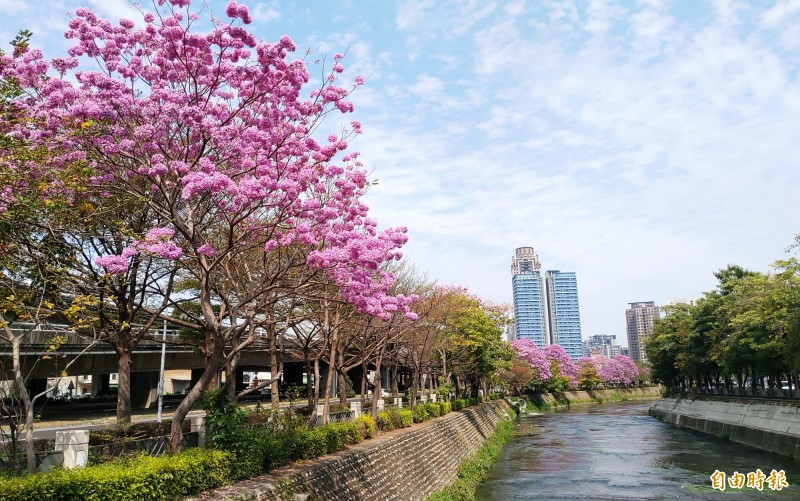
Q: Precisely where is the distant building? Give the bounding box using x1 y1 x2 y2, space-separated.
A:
619 346 630 357
626 301 661 362
663 297 702 308
545 270 582 359
582 334 618 359
511 247 547 347
511 247 583 358
505 323 516 342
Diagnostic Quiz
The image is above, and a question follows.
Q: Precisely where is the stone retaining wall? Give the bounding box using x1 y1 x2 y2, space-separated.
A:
649 397 800 459
191 400 512 501
530 386 662 408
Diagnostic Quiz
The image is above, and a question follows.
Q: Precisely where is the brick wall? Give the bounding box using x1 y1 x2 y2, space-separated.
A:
192 400 512 501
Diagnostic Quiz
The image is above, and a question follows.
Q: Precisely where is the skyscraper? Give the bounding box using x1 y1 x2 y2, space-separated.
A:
511 247 547 347
626 301 660 362
545 270 583 359
511 247 583 358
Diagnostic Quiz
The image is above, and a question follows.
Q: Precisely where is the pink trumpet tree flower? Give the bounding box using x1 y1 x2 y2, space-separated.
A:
0 0 412 319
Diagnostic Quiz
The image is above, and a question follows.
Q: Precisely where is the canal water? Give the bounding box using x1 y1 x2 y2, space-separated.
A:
476 401 800 500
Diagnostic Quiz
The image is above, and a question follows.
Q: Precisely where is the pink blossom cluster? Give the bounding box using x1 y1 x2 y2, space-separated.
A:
95 227 183 274
511 339 552 381
576 356 640 385
543 344 578 385
594 355 639 385
0 1 411 320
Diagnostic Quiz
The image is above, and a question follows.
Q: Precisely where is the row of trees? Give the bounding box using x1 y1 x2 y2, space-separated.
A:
645 257 800 394
0 0 514 472
504 339 640 394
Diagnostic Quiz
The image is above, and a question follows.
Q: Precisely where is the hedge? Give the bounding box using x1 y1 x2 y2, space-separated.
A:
0 395 496 499
0 448 233 501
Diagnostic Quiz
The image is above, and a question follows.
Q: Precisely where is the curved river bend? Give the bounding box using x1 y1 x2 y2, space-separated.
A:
476 401 800 500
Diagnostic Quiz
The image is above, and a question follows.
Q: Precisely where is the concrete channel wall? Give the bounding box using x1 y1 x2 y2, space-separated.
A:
192 400 512 501
649 397 800 459
529 386 662 409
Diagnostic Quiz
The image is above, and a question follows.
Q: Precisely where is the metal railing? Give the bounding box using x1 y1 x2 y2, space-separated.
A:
316 409 354 425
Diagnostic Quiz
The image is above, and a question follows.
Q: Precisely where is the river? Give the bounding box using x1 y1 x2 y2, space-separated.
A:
475 401 800 500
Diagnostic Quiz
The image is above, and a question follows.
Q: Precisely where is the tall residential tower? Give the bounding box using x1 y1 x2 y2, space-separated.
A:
511 247 547 347
626 301 660 362
545 270 583 359
511 247 583 358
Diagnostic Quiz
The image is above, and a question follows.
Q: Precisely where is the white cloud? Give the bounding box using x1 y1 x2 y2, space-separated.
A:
251 2 281 23
7 0 799 342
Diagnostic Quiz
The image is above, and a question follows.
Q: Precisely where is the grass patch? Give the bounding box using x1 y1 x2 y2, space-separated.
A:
424 420 514 501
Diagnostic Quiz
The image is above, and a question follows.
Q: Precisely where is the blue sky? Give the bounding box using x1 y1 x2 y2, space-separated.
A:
3 0 799 345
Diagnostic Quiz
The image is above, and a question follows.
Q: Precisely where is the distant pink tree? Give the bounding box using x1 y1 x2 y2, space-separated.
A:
0 0 415 450
543 344 578 386
597 355 639 385
512 339 552 381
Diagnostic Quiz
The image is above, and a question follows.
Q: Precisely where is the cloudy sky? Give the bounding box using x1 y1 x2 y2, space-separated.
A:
2 0 799 344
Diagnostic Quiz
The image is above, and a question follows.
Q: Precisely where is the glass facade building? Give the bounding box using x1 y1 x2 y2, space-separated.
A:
512 272 548 347
545 270 583 359
511 248 583 358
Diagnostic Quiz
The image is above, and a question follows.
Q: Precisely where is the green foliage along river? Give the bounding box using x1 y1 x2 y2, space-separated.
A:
476 401 800 499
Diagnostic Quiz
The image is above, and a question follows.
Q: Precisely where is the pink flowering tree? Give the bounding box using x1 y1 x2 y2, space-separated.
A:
0 0 415 451
597 355 639 386
543 344 578 388
512 339 552 385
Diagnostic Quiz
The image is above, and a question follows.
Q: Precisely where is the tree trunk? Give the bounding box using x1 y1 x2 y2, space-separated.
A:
222 341 240 402
338 370 348 405
305 353 314 408
115 347 132 423
360 368 367 407
371 358 383 419
308 357 322 428
169 335 223 453
269 328 281 410
410 370 419 410
391 365 399 397
12 337 35 473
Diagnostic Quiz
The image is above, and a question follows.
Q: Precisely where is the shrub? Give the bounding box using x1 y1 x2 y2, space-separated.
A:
342 421 362 444
258 431 294 471
355 415 375 439
323 423 347 453
376 410 393 432
296 427 328 460
395 409 413 428
412 404 429 423
0 448 233 501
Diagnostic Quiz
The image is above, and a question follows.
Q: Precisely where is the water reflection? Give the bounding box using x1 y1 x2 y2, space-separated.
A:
476 401 800 500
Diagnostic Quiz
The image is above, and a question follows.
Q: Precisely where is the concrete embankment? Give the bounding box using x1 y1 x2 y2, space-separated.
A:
192 400 512 501
649 396 800 459
526 386 662 410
